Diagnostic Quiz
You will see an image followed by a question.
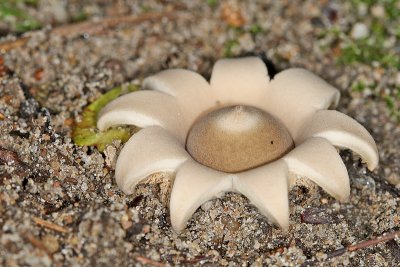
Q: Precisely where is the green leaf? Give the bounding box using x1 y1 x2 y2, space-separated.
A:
72 84 139 152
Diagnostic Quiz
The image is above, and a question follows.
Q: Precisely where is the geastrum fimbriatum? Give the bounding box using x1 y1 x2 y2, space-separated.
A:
97 57 378 232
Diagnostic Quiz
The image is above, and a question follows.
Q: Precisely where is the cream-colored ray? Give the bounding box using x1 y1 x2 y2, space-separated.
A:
170 160 233 233
210 57 270 107
115 126 190 195
233 160 290 231
260 68 340 139
296 110 379 171
283 137 350 201
143 69 217 133
97 90 186 142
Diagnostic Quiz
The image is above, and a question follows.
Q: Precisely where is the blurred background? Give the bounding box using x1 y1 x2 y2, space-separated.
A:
1 0 399 118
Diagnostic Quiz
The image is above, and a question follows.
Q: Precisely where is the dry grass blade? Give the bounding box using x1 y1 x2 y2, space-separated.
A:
32 217 68 233
0 37 30 53
0 11 177 52
347 230 400 252
135 256 166 267
302 230 400 266
23 232 53 259
52 11 176 37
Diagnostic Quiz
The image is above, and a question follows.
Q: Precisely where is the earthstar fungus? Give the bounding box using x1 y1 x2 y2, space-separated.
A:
97 57 379 232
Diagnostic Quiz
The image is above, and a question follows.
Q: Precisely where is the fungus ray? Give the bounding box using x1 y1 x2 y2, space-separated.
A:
283 137 350 201
296 110 379 171
233 160 290 231
170 160 233 233
115 126 189 194
97 90 186 142
261 68 340 138
210 57 270 107
143 69 217 133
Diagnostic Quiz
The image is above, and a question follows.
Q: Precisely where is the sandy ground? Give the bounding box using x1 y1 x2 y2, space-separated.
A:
0 1 399 266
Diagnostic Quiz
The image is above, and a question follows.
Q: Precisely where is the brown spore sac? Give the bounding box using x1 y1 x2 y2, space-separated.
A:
186 105 294 173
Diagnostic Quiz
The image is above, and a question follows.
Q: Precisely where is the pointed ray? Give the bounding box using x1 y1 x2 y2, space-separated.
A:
261 68 340 138
233 160 290 230
115 126 189 195
143 69 217 132
170 160 233 233
296 110 379 171
210 57 270 107
282 137 350 201
97 90 185 142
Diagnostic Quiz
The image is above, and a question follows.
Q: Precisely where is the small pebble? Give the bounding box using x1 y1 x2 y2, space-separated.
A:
42 235 59 254
387 173 400 187
121 220 133 230
81 182 88 191
351 23 369 39
395 72 400 85
371 5 385 18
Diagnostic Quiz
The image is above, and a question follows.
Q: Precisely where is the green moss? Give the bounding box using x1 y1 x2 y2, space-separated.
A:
249 24 263 35
72 84 139 152
222 23 264 57
339 40 399 69
324 0 400 120
223 39 239 57
351 81 367 92
14 18 41 32
71 10 87 23
352 0 400 20
384 95 400 120
17 0 39 6
338 21 400 69
207 0 218 7
334 1 400 70
140 5 152 13
0 1 41 32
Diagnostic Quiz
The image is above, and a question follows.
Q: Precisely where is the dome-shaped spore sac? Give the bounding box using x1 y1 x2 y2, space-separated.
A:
186 105 294 173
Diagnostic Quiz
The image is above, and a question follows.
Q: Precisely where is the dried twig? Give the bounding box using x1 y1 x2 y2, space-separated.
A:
52 11 175 37
23 232 53 259
0 37 30 53
302 230 400 266
179 255 210 264
347 230 400 252
32 216 68 233
136 256 166 267
0 11 176 52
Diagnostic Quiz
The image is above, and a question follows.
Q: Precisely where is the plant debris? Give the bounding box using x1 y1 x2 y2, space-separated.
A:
72 84 138 152
32 217 68 233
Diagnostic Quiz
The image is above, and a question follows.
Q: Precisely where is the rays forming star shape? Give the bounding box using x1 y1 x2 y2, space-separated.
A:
97 57 378 232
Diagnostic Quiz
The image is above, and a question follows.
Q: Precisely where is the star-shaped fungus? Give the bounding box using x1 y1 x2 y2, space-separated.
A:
97 57 378 232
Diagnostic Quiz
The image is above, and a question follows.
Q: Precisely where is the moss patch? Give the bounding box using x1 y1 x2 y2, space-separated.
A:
0 0 41 33
320 0 400 120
